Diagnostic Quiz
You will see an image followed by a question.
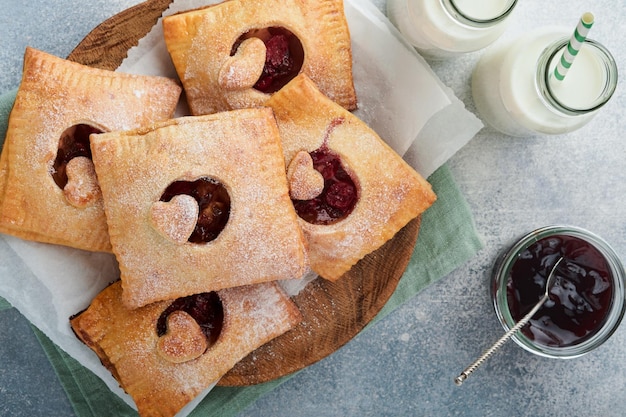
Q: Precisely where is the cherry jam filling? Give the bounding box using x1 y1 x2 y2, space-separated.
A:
507 234 614 347
52 124 102 189
292 147 357 225
156 292 223 347
160 178 230 243
232 27 304 93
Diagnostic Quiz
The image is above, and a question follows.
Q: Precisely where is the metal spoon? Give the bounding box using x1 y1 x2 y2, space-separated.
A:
454 256 565 386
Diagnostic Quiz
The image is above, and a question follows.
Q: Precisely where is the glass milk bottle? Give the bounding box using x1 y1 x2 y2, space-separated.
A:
471 27 618 137
387 0 518 59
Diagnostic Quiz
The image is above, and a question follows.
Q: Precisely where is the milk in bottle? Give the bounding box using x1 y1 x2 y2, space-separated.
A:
387 0 518 59
471 27 618 137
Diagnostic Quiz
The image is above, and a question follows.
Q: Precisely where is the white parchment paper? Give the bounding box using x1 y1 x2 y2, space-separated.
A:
0 0 482 413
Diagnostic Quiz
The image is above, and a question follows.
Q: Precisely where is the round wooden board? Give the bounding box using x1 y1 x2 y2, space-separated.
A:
68 0 422 386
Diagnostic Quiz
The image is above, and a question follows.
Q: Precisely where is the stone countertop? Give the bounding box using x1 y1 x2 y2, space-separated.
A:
1 0 625 416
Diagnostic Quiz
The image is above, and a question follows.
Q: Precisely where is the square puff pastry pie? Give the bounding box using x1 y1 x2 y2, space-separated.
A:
91 108 308 308
0 47 181 252
266 74 437 281
70 281 301 417
162 0 356 115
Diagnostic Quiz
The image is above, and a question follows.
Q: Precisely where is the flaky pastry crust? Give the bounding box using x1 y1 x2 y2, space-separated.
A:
266 74 437 280
162 0 356 115
70 281 301 417
0 47 181 252
91 108 308 308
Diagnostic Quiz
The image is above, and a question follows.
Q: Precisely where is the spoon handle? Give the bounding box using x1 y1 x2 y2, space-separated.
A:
454 293 548 386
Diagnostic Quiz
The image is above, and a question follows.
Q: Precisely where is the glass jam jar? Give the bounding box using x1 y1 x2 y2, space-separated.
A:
387 0 518 59
492 225 626 358
472 27 618 137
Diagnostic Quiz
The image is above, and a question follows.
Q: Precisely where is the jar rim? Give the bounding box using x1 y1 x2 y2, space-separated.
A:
444 0 518 27
537 38 618 115
492 225 626 358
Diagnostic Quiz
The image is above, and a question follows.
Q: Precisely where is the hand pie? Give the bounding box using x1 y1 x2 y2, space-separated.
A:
266 74 437 281
0 47 181 252
162 0 356 115
91 108 308 308
70 281 301 417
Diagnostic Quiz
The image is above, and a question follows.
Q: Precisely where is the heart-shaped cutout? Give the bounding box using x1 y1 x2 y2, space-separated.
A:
149 194 199 244
287 151 325 201
157 310 208 364
218 37 267 90
63 156 101 208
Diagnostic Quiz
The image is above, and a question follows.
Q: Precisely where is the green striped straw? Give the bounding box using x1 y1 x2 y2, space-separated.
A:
554 12 595 81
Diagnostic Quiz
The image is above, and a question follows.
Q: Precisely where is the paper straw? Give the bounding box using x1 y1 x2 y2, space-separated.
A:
554 12 595 81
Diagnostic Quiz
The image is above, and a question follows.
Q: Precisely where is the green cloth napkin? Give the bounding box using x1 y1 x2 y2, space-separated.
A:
0 88 483 416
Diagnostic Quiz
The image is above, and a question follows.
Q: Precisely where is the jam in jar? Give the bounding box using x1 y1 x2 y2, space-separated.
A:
493 226 625 358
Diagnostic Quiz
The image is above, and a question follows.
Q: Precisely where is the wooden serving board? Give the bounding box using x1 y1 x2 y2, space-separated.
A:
68 0 421 386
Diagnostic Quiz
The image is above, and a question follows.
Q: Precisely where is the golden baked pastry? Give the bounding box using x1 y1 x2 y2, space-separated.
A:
70 280 301 417
266 74 437 280
162 0 356 115
91 108 308 308
0 47 181 252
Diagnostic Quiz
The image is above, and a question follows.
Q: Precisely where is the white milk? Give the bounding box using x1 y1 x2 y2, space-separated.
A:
548 46 607 110
387 0 517 59
471 27 618 136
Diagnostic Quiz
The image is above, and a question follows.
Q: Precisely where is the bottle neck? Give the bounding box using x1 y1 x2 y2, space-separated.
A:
441 0 517 28
536 38 618 116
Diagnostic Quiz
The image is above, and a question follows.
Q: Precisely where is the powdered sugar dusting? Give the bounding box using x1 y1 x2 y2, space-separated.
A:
266 74 436 280
71 281 299 416
149 194 199 244
0 48 181 253
91 110 308 308
162 0 356 115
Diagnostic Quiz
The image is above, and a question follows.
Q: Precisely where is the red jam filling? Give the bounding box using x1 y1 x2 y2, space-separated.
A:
507 234 613 347
160 177 231 243
233 27 304 94
156 292 223 346
292 147 357 225
52 124 102 189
